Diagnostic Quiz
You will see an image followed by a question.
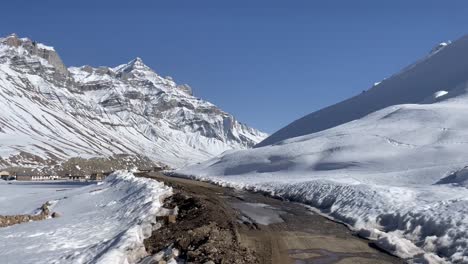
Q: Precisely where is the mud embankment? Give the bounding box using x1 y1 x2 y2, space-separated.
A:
144 188 258 263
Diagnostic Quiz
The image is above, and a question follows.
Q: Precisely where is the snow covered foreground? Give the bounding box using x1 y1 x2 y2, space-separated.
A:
178 38 468 263
0 172 172 264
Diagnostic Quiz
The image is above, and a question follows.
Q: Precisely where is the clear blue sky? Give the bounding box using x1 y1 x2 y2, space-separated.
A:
1 1 468 133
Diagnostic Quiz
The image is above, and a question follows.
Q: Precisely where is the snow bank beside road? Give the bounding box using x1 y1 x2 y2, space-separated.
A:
177 34 468 262
177 102 468 263
177 167 468 263
0 171 172 264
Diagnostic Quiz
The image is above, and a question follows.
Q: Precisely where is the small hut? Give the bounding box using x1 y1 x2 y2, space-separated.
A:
0 171 10 180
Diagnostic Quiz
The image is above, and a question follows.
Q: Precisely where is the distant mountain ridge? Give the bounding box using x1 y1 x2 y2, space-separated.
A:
0 34 267 168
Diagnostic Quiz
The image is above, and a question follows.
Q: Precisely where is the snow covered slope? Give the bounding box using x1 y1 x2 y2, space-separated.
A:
179 36 468 263
0 34 266 168
257 37 464 147
0 171 172 264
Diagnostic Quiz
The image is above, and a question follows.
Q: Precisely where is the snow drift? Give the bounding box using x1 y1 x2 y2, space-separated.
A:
178 36 468 263
0 171 172 264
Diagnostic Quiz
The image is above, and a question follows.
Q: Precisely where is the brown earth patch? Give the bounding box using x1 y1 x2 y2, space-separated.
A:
144 191 258 264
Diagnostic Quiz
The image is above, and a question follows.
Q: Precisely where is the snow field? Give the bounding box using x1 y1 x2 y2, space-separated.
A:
0 171 172 264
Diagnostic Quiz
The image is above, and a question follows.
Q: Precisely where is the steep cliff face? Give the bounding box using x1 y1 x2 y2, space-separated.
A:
3 34 69 77
0 34 267 168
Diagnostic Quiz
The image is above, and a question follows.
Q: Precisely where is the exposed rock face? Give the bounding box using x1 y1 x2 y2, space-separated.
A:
0 34 267 168
3 34 68 76
4 34 22 47
144 192 258 264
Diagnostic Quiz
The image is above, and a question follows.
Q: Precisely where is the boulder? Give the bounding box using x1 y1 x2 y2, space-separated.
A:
51 212 61 218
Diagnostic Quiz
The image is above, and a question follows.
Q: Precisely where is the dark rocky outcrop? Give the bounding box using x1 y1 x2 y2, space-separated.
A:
0 201 53 228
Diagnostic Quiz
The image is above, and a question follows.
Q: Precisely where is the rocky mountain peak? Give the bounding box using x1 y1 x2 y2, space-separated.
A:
1 33 68 76
0 34 267 167
126 57 147 70
114 57 152 74
131 57 145 65
2 33 22 48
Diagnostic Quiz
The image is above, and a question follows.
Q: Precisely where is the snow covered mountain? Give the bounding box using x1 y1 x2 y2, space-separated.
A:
0 34 267 168
179 36 468 263
257 38 463 147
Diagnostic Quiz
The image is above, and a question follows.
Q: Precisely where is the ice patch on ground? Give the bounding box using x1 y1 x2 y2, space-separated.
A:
230 202 284 225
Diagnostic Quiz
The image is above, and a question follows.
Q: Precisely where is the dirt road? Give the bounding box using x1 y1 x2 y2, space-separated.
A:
143 172 403 264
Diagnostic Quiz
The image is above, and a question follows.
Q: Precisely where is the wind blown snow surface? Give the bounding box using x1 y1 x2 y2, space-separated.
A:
0 171 172 264
178 37 468 263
